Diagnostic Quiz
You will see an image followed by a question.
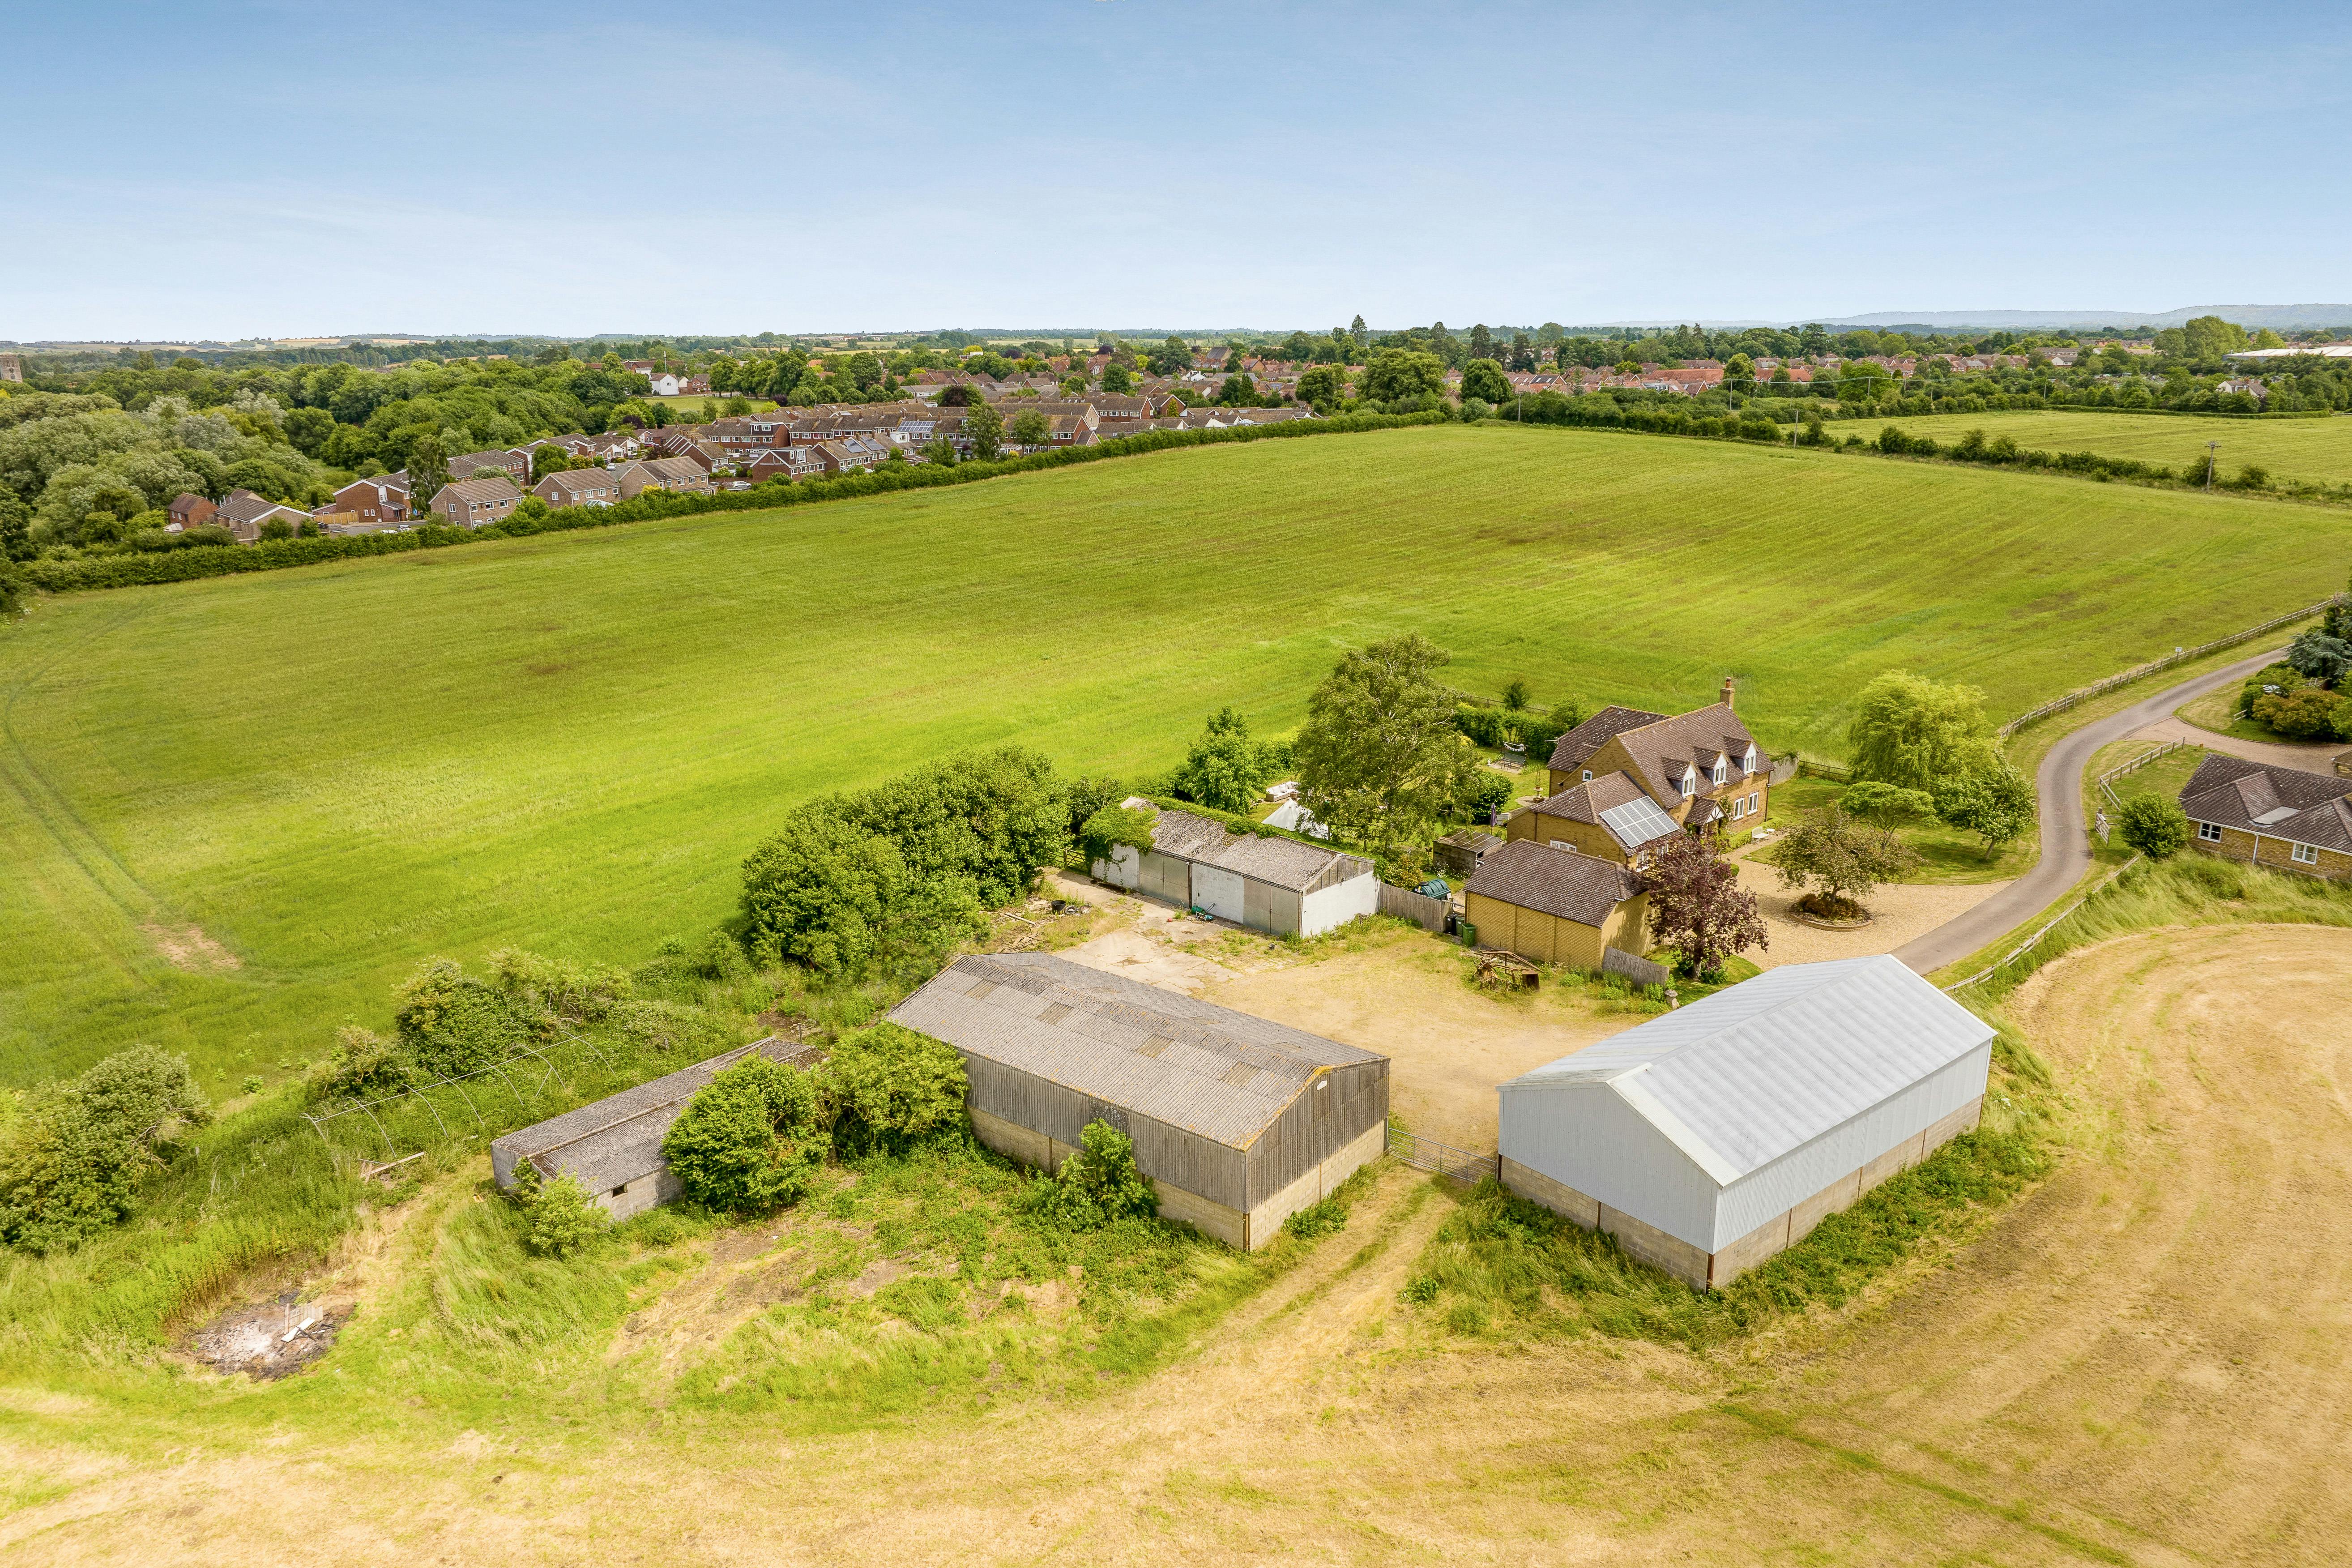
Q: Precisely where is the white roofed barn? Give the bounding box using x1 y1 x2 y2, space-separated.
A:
1497 956 1995 1289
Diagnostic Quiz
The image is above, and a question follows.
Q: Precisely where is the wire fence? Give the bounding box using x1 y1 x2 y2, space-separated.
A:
299 1029 615 1169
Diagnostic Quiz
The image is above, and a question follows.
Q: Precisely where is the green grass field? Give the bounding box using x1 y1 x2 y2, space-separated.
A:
4 422 2348 1088
1856 408 2352 487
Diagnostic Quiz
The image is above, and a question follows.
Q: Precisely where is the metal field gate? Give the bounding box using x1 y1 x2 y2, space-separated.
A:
1387 1126 1500 1184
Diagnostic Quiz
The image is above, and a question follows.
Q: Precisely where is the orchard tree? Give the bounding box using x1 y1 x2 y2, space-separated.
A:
1934 764 2036 858
1643 830 1767 982
1293 633 1477 855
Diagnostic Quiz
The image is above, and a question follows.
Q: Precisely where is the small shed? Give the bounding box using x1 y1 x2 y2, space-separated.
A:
1434 829 1505 880
1464 839 1647 969
491 1036 809 1219
1497 956 1994 1289
889 952 1388 1249
1091 805 1377 937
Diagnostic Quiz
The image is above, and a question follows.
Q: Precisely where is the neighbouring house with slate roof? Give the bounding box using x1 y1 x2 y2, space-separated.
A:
1089 804 1378 936
888 952 1389 1249
491 1036 811 1220
1498 956 1994 1289
1463 840 1648 970
2178 754 2352 883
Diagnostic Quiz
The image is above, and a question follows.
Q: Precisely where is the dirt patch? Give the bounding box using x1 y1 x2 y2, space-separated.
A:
1729 843 2011 969
1205 933 1623 1150
1056 923 1235 995
139 923 241 973
188 1291 348 1380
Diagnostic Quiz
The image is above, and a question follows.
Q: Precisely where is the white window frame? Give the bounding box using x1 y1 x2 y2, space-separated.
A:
1581 769 1593 782
2292 842 2318 864
2198 821 2223 843
1679 770 1696 798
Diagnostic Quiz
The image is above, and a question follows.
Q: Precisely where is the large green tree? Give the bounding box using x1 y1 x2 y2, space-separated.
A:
1459 358 1511 404
1007 407 1050 449
1846 671 1997 790
1360 349 1446 404
407 433 449 504
1769 806 1921 914
1293 633 1477 854
1167 707 1288 813
1933 764 2036 858
964 401 1004 461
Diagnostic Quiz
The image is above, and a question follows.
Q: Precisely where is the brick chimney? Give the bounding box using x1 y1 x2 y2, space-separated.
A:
1719 676 1736 710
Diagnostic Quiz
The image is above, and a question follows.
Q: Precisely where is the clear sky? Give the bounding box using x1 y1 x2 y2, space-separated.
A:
4 1 2347 340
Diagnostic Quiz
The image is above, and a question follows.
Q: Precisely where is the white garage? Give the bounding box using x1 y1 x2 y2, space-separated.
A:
1497 955 1996 1290
1092 805 1379 938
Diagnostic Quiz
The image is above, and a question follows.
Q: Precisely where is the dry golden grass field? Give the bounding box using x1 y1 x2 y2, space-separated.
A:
3 922 2346 1565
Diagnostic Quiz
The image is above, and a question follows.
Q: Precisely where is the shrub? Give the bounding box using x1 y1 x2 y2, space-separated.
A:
523 1171 611 1258
393 957 550 1077
307 1024 410 1103
739 805 982 980
1456 769 1514 822
1166 707 1288 813
1079 803 1158 872
816 1021 969 1157
661 1054 824 1213
2114 794 2192 860
1933 764 2036 857
2238 662 2305 717
2252 687 2343 741
0 1047 209 1253
1453 705 1506 748
1033 1119 1158 1231
1282 1195 1346 1242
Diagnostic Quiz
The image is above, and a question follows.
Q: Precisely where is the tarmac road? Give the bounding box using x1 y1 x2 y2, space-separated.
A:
1893 646 2289 975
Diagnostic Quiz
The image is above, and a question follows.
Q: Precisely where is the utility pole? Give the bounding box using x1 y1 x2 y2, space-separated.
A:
2205 439 2220 491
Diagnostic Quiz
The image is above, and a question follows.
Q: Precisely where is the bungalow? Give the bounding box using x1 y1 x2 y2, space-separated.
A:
616 456 712 499
2178 754 2352 882
428 475 523 527
1463 840 1649 970
210 489 311 543
167 491 217 530
533 469 623 509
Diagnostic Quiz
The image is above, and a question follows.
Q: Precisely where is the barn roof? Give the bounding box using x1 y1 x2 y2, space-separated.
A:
1465 840 1642 927
1144 807 1371 894
1499 956 1993 1185
491 1036 800 1195
888 952 1383 1149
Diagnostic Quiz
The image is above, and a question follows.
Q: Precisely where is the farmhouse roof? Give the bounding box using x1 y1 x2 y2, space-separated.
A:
888 953 1383 1149
1597 704 1759 805
492 1037 804 1195
1499 956 1995 1186
2178 754 2352 853
1144 807 1372 893
1466 840 1643 927
1548 705 1670 774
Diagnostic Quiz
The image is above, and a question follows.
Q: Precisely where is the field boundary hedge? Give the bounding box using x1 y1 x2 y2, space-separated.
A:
21 411 1449 596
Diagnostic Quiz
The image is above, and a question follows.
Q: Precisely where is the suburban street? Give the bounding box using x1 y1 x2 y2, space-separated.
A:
1894 646 2293 974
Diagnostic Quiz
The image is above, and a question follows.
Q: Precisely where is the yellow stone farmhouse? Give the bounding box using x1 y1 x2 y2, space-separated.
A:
1508 680 1771 862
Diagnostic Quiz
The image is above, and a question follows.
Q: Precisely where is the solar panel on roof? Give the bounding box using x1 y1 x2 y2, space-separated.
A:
1598 795 1678 849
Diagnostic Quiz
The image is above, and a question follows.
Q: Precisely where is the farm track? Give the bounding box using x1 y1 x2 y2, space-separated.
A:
9 925 2348 1565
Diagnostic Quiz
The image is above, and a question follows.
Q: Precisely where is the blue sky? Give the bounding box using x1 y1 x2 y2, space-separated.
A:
4 1 2348 339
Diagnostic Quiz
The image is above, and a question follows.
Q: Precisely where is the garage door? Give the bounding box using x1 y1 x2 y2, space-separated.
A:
1191 863 1246 923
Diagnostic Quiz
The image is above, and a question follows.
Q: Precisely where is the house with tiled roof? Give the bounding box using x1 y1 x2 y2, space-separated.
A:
1516 683 1770 857
1464 839 1649 970
532 468 623 508
211 489 311 543
616 456 712 499
429 475 523 527
2178 755 2352 882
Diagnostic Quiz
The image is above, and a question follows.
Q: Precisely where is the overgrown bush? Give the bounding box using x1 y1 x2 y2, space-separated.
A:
1031 1120 1158 1231
0 1047 209 1253
661 1054 825 1213
816 1021 969 1158
393 957 551 1077
1079 803 1157 870
516 1166 611 1258
307 1024 410 1103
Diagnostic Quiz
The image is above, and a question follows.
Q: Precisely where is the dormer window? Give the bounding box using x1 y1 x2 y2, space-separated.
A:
1680 769 1697 798
1711 760 1727 786
1743 744 1758 775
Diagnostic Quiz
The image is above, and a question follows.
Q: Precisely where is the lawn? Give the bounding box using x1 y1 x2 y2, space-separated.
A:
4 421 2348 1087
1851 407 2352 487
1762 775 2032 884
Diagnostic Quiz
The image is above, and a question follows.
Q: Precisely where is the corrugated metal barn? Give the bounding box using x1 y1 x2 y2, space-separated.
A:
1091 805 1379 937
491 1037 806 1220
890 952 1388 1248
1497 956 1994 1289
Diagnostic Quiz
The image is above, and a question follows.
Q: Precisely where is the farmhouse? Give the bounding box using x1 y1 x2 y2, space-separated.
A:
491 1036 811 1220
1090 804 1378 936
1533 683 1769 840
2178 754 2352 882
1463 839 1648 969
1505 770 1682 863
889 952 1389 1249
1498 956 1994 1289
